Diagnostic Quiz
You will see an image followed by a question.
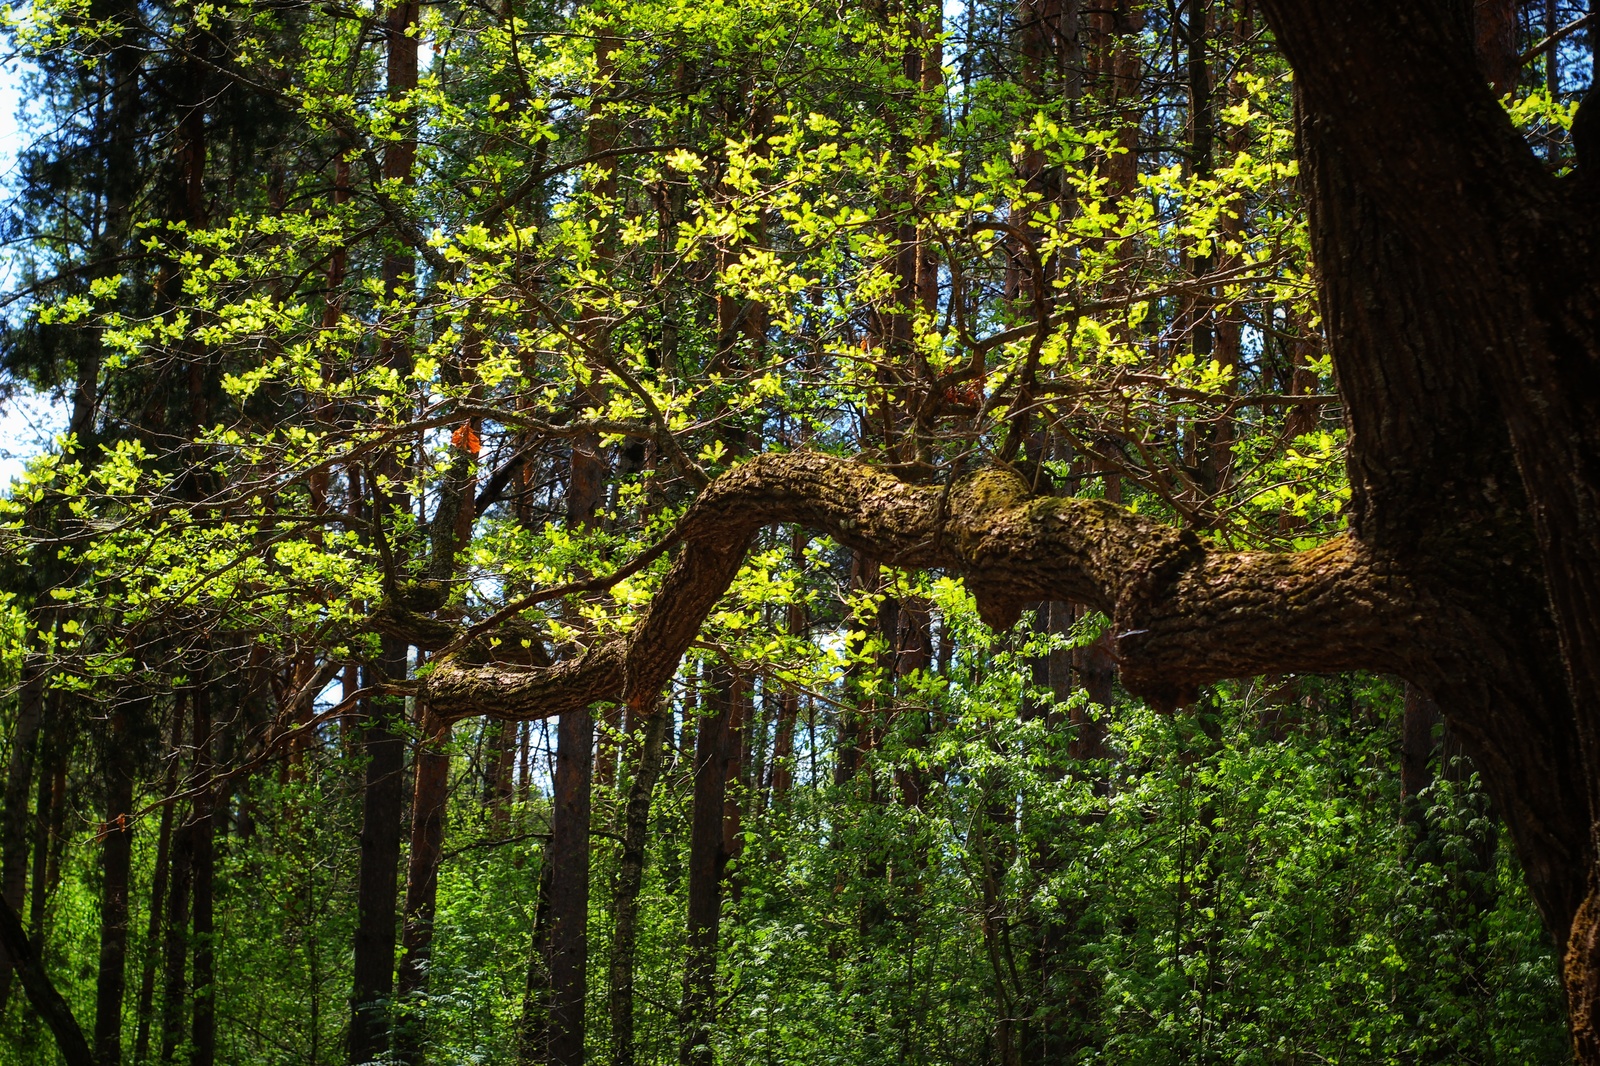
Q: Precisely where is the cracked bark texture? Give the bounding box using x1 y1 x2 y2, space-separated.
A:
1253 1 1600 1058
407 2 1600 1056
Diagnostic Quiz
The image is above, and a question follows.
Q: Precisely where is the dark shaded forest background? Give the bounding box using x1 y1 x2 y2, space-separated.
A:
0 0 1592 1063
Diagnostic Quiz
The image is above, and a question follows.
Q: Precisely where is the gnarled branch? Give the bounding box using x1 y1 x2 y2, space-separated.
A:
421 452 1421 719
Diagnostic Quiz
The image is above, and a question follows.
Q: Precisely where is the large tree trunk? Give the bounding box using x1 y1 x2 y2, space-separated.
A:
1248 2 1600 1059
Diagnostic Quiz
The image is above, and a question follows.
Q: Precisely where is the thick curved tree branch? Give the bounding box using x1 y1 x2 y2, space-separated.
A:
0 893 93 1066
422 452 1422 719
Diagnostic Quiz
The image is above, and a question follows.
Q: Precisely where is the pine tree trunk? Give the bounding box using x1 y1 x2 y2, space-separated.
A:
679 670 734 1066
719 680 748 904
545 706 593 1066
768 535 808 800
834 554 881 788
1473 0 1518 97
1068 603 1114 761
485 719 517 826
346 643 410 1065
28 746 58 947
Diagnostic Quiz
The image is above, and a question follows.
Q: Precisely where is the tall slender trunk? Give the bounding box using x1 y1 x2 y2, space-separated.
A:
348 4 421 1044
679 669 735 1066
95 704 139 1066
545 706 594 1066
594 707 623 793
835 555 881 788
1030 598 1105 1061
535 27 616 1043
769 535 807 800
158 781 193 1064
769 685 799 800
485 719 517 826
133 769 176 1065
77 0 141 444
28 741 58 947
608 704 669 1066
569 20 617 542
1281 305 1323 445
189 683 215 1066
346 641 410 1065
0 666 45 1002
395 707 451 1066
516 845 554 1065
1473 0 1518 97
720 679 748 904
1544 0 1559 94
1068 602 1115 761
1401 682 1442 813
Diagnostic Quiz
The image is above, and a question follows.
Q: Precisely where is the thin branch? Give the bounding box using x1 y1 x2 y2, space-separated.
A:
1521 12 1597 64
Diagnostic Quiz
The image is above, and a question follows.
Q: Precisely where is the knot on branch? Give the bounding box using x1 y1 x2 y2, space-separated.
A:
424 640 624 723
944 469 1038 629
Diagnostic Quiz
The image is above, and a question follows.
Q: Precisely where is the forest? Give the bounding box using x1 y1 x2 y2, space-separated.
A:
0 0 1596 1063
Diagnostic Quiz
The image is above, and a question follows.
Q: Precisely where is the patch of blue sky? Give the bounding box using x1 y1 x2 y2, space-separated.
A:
0 48 68 489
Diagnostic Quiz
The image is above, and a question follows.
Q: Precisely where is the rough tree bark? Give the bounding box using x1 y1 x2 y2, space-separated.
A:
411 434 1580 1051
1249 3 1600 1058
